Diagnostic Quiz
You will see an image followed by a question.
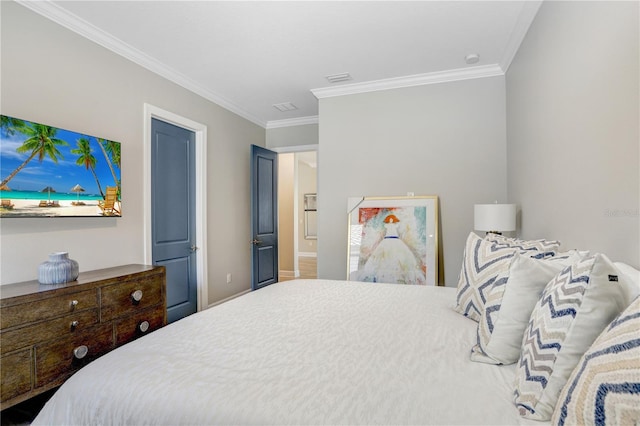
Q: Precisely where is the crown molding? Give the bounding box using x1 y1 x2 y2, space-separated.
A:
16 0 541 125
266 116 319 130
499 0 543 72
270 144 319 154
311 64 504 99
15 0 267 128
310 1 541 100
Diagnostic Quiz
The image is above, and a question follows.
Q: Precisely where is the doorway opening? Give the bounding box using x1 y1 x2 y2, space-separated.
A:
277 150 317 281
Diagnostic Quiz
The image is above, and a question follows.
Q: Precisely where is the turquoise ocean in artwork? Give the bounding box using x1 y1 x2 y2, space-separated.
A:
0 190 103 201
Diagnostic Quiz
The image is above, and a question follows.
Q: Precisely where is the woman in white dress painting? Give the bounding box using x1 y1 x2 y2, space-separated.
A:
359 213 426 285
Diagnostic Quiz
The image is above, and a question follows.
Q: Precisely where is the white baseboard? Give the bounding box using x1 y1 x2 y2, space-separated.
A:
298 252 317 258
207 289 251 309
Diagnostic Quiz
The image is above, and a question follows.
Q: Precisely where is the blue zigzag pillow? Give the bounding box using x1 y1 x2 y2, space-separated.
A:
470 251 583 365
485 233 560 259
553 295 640 426
455 232 559 322
514 254 638 421
454 232 517 322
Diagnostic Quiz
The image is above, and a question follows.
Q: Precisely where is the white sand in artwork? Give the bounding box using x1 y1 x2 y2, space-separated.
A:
0 199 111 217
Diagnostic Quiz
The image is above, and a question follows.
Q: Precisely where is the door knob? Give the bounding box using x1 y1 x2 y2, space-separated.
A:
190 245 198 252
251 239 262 245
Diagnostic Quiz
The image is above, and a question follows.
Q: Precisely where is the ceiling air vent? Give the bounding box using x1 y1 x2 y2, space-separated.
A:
325 72 352 83
273 102 298 112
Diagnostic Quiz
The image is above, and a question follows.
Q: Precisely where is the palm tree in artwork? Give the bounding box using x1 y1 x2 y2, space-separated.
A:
0 123 68 188
71 137 105 199
0 116 26 136
105 140 120 169
96 138 120 191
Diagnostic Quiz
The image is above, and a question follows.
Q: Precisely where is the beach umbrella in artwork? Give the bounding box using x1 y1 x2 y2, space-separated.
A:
70 184 85 204
41 186 56 202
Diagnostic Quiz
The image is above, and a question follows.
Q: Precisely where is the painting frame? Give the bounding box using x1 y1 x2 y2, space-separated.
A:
347 195 439 286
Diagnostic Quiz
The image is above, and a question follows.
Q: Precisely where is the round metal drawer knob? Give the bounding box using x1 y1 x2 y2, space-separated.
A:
70 300 79 309
70 320 79 329
139 320 150 333
73 345 89 359
131 290 143 303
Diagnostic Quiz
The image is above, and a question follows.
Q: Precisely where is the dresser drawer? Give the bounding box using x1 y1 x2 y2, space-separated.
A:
35 323 114 388
1 289 98 330
1 349 32 402
101 275 163 322
1 309 99 354
114 305 165 346
1 265 165 410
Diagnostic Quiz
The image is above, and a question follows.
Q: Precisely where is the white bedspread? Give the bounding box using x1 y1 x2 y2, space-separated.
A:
33 280 533 425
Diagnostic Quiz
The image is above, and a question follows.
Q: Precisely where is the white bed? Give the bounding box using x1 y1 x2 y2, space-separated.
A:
33 279 537 425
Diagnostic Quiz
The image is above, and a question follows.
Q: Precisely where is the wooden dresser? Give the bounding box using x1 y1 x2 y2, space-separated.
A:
0 264 166 410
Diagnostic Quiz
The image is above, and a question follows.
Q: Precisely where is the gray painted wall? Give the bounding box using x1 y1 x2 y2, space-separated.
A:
506 1 639 267
266 124 319 149
0 2 265 303
317 77 508 285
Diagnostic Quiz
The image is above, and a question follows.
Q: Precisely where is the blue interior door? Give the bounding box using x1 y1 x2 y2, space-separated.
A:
251 145 278 290
151 118 197 322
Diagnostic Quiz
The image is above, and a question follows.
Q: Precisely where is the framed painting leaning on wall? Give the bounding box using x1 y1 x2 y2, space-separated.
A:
347 196 439 286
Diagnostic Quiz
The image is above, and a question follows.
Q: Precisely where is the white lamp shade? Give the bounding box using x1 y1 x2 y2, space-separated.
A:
474 204 516 232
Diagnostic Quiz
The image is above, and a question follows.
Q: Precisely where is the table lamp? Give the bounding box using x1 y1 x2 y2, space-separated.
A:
474 203 516 235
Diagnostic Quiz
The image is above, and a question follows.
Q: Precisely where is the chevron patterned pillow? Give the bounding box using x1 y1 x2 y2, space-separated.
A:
553 295 640 426
454 232 517 321
514 254 638 421
470 251 583 365
485 233 560 259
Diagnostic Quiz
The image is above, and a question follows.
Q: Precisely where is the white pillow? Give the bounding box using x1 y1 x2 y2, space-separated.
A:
552 295 640 425
557 249 590 258
514 254 639 421
471 250 583 365
614 261 640 291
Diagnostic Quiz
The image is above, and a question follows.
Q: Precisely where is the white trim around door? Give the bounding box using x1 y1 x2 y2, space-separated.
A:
143 103 208 312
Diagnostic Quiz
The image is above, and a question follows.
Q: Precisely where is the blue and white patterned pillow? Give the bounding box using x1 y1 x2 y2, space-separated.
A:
514 254 637 421
454 232 517 322
553 295 640 426
470 251 582 365
485 233 560 259
455 232 561 322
